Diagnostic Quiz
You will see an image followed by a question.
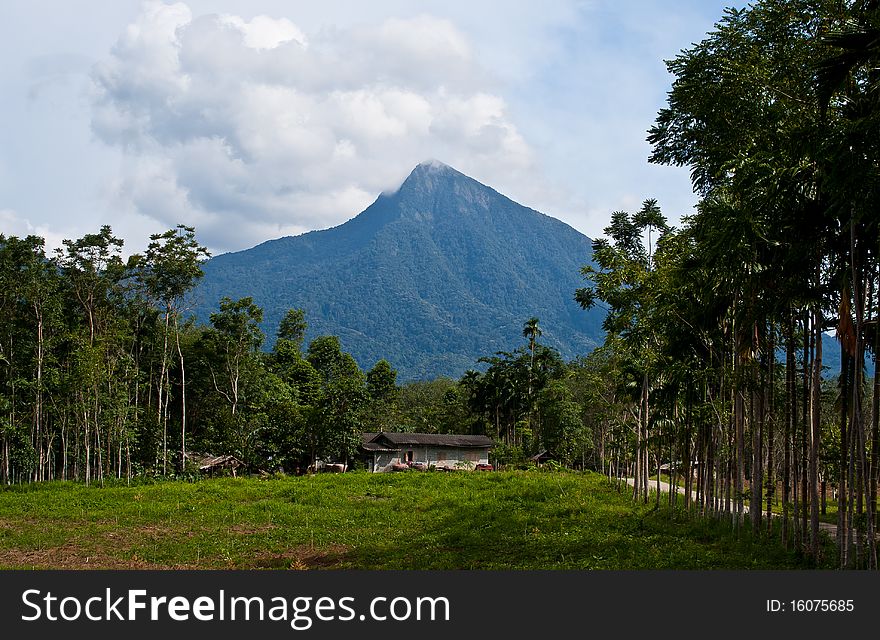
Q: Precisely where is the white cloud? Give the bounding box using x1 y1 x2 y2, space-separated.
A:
0 209 67 254
89 1 534 253
218 14 307 50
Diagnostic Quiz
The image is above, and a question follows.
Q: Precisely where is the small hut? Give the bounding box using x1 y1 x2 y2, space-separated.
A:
530 451 558 466
184 452 244 477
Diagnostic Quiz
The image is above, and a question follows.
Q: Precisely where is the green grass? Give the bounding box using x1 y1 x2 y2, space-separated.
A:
761 493 840 526
657 472 841 526
0 471 832 570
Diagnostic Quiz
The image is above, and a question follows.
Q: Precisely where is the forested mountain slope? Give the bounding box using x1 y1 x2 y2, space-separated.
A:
193 161 603 379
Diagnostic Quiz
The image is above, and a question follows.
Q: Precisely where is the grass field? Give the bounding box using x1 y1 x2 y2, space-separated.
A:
0 470 832 570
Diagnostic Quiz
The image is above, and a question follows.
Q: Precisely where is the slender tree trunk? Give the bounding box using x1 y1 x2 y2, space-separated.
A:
643 374 650 503
767 331 775 536
33 309 44 483
839 348 850 567
176 321 187 473
752 366 764 536
810 309 821 560
95 384 103 487
652 414 661 505
159 310 170 475
83 404 90 487
867 260 878 526
2 431 7 485
801 319 810 549
846 395 856 567
684 380 693 512
61 417 67 481
735 361 745 523
851 230 877 569
783 320 794 548
634 376 648 502
696 404 704 514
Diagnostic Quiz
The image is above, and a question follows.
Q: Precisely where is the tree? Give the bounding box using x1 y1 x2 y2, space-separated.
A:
206 296 265 418
522 317 543 429
639 0 880 566
577 201 670 502
816 0 880 568
365 359 400 432
56 226 125 345
305 335 367 466
140 225 209 473
367 359 397 403
398 378 471 435
0 235 63 482
277 308 308 350
56 226 129 485
307 336 359 383
538 379 586 467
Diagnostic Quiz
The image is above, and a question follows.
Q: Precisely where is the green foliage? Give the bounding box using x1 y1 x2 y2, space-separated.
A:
141 226 210 311
307 336 360 383
366 359 397 402
565 0 880 569
209 297 264 351
461 320 571 456
490 442 527 468
538 381 588 467
396 377 469 434
276 308 307 349
300 335 368 464
0 220 667 487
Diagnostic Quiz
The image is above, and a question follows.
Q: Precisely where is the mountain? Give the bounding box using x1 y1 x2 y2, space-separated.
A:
192 161 604 380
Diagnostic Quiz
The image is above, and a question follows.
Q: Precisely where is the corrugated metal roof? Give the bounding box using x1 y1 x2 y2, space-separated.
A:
369 432 494 448
360 433 394 451
361 442 396 452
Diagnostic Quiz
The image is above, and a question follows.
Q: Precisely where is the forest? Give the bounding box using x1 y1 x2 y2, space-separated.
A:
1 0 879 571
0 221 593 486
574 0 880 570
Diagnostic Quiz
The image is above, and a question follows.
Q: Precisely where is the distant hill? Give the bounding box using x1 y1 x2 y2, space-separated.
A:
192 161 603 379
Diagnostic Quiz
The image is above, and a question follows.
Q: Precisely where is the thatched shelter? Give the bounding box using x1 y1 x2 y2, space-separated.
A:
184 452 244 477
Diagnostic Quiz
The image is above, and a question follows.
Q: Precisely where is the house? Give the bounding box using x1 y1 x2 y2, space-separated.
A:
359 432 494 472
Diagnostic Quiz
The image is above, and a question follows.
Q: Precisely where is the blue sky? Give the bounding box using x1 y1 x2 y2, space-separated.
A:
0 1 746 255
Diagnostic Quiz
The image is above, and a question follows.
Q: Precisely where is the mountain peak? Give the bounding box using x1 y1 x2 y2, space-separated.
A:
406 159 466 180
396 159 474 195
417 158 452 171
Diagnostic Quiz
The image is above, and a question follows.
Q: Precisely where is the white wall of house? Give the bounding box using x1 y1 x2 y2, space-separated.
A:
372 452 397 472
372 447 490 472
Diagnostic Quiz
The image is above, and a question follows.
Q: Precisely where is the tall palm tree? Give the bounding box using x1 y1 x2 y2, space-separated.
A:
522 317 542 441
817 0 880 568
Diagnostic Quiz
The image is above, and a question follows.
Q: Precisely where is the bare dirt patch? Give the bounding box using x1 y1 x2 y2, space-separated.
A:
244 544 352 569
0 521 294 569
0 516 55 531
0 543 198 570
228 522 278 535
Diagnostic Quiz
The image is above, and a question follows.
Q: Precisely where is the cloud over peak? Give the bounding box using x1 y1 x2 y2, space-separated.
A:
89 1 533 253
